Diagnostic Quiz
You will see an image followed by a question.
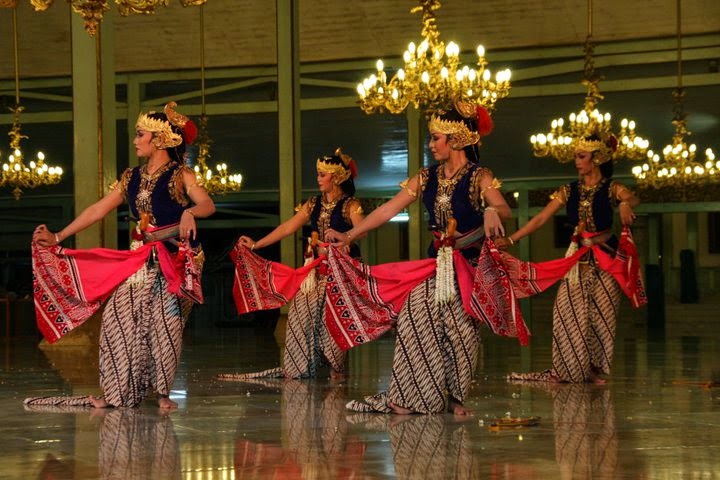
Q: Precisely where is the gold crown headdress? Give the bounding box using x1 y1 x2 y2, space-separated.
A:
316 147 357 183
427 99 493 150
135 101 188 150
576 134 617 165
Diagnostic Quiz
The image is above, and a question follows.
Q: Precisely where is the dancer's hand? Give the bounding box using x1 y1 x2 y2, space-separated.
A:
494 237 512 250
180 209 197 241
33 224 60 247
619 202 636 226
237 235 256 250
483 207 505 238
325 228 350 248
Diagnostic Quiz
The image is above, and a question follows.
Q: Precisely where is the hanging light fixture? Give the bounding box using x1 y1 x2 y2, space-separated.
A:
0 5 63 200
27 0 207 36
191 4 242 196
529 0 650 163
631 0 718 199
356 0 511 115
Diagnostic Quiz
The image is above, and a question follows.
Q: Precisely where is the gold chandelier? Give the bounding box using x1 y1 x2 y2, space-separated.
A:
530 0 650 163
631 0 718 194
0 5 62 200
357 0 511 115
25 0 206 36
191 4 242 196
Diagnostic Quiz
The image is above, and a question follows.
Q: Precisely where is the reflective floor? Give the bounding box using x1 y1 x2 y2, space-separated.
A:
1 293 719 479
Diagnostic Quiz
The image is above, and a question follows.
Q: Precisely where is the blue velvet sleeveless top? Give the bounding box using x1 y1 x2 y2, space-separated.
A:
422 163 484 258
125 161 197 248
565 178 615 232
308 195 360 258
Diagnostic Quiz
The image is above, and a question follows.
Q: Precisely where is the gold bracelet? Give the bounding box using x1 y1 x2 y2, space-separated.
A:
54 233 60 244
346 232 353 242
251 243 256 251
183 209 195 217
507 236 515 245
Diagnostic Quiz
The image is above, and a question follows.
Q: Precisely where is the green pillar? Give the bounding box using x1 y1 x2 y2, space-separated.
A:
276 0 301 267
406 107 424 260
70 13 117 249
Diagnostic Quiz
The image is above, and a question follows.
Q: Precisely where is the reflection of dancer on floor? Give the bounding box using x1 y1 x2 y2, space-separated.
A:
227 149 364 380
498 134 645 384
328 101 516 415
234 379 365 478
97 409 181 480
551 385 618 479
28 102 214 409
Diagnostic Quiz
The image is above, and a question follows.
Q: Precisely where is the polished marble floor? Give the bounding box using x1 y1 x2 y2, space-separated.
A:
1 293 719 479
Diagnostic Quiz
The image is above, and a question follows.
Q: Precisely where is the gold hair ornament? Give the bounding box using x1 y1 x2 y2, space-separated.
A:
576 137 613 165
316 147 355 183
428 115 479 150
135 103 184 150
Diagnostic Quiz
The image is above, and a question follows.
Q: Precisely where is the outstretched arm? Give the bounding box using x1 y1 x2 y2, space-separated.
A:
33 189 125 246
238 206 310 251
495 198 564 250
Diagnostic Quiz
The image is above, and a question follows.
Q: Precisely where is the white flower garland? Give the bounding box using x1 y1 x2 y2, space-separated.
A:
300 237 317 294
435 244 456 305
564 227 580 285
127 225 147 287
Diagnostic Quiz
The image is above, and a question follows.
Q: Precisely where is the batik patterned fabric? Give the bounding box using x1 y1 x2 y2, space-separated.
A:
31 241 199 344
99 266 189 406
345 276 481 414
230 243 322 314
507 227 646 383
324 241 530 352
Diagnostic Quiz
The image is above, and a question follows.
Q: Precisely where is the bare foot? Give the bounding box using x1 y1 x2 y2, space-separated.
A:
89 395 110 409
589 367 608 385
330 368 347 383
389 401 413 415
449 399 473 416
158 395 178 410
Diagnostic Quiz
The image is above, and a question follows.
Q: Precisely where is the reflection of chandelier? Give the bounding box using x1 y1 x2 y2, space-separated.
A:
0 6 62 200
530 0 650 163
356 0 511 115
26 0 207 36
192 5 242 196
631 0 718 193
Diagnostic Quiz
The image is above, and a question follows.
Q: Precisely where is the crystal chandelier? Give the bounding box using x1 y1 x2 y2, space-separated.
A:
26 0 207 36
356 0 511 115
191 5 242 196
530 0 650 163
0 5 62 200
631 0 718 195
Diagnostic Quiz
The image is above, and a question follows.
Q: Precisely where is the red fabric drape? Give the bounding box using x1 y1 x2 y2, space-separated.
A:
230 243 324 314
32 241 199 343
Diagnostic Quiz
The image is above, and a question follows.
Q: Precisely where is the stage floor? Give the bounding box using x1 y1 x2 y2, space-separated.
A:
1 294 718 479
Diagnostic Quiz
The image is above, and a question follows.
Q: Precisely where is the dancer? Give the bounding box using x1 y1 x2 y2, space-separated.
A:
498 133 645 383
222 148 363 380
327 101 522 415
28 102 214 409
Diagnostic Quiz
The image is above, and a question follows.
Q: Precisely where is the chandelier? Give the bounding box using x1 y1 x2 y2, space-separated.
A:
191 4 242 196
631 0 718 195
0 5 62 200
530 0 650 163
25 0 206 36
356 0 511 115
